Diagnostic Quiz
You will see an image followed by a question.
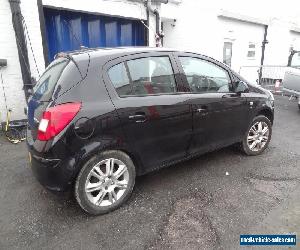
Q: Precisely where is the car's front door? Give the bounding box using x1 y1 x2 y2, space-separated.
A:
175 53 250 155
103 52 193 173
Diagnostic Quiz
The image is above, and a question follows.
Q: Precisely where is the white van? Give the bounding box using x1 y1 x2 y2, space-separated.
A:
283 51 300 109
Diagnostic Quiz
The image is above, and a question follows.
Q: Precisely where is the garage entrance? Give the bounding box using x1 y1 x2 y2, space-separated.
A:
44 8 146 62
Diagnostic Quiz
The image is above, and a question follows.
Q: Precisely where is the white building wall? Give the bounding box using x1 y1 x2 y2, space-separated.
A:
20 0 45 80
0 0 27 122
148 14 158 47
162 1 264 72
162 1 221 59
264 19 291 66
218 17 264 71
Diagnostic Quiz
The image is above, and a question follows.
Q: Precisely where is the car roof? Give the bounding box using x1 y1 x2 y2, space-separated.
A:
62 46 214 61
55 47 229 72
68 47 176 56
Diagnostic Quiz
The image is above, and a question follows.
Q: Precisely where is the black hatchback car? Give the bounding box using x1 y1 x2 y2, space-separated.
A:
27 47 274 215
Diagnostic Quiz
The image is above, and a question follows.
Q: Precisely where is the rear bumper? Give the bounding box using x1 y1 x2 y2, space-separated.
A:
28 145 77 193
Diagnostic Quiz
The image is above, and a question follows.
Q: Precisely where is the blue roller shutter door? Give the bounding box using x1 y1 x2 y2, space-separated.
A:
44 8 146 61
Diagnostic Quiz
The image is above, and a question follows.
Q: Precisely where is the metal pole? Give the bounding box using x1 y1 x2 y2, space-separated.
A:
259 25 268 85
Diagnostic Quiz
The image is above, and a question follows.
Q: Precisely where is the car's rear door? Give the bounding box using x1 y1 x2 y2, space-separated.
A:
103 52 192 173
174 53 249 155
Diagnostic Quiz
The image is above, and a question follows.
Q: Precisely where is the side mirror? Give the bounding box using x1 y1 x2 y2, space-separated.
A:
235 81 249 94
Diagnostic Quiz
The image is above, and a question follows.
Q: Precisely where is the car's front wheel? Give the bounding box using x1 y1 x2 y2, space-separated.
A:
75 150 136 215
241 115 272 156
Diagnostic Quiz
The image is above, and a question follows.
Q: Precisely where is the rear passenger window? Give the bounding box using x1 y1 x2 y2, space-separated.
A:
33 58 69 101
108 57 176 96
179 57 231 93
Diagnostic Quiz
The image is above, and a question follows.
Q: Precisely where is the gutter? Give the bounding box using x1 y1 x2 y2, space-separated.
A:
154 8 160 41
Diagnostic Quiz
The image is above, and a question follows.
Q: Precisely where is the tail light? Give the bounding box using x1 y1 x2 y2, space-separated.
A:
38 102 81 141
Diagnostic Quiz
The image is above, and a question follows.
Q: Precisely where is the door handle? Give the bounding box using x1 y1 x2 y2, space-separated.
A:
196 106 208 113
222 93 238 98
197 108 206 113
128 113 146 123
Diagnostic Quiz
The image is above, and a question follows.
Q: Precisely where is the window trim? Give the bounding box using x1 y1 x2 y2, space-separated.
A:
176 55 235 94
104 52 182 99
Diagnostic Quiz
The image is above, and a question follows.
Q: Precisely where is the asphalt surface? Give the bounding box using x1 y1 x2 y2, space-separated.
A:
0 95 299 250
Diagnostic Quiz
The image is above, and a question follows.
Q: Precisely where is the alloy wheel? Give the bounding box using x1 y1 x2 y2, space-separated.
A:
247 121 270 152
85 158 129 207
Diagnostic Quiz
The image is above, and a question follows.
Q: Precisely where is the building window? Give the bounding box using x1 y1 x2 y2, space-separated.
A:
247 43 256 58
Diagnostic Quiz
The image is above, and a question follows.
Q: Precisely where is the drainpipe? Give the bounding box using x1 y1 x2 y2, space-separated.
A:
154 9 160 39
146 3 150 46
258 25 268 85
8 0 32 102
146 0 168 47
287 49 299 66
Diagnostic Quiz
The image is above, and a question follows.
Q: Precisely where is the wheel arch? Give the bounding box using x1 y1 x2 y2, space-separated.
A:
71 142 143 185
256 108 274 124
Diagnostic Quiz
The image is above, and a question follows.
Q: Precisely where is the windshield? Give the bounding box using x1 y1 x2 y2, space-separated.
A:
33 58 69 101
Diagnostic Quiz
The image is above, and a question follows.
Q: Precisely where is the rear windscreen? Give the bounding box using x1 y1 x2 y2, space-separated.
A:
33 58 69 101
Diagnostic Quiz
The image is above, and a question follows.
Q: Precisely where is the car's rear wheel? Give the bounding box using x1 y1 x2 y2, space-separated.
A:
240 115 272 156
75 150 136 215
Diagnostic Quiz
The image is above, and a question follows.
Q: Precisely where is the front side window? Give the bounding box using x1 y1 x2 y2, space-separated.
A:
108 56 176 96
179 57 231 93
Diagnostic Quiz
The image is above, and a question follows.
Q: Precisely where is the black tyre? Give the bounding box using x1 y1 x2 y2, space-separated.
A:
240 115 272 156
19 127 27 141
5 128 21 143
75 150 136 215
